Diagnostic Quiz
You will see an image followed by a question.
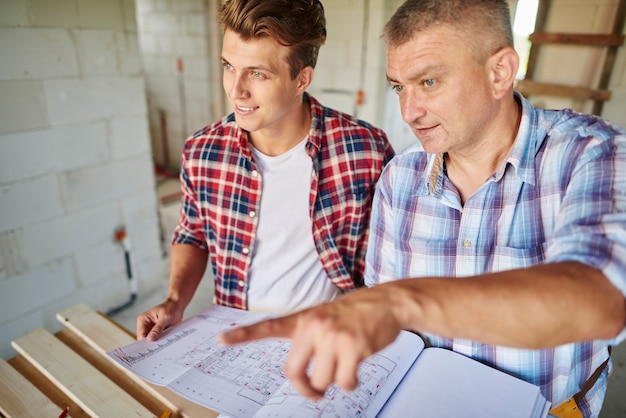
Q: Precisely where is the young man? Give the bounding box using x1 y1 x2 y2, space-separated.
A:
220 1 626 416
137 0 393 342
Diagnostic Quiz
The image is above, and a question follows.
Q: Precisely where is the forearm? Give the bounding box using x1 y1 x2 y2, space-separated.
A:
389 261 626 348
166 243 209 311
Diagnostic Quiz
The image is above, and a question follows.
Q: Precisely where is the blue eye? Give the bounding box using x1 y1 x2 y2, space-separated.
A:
391 85 404 93
424 79 436 87
251 71 267 80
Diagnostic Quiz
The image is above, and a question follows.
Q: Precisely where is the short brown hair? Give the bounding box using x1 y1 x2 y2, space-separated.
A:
382 0 514 63
218 0 327 79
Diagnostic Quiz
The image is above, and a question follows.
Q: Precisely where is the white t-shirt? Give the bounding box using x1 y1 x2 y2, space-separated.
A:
247 138 341 313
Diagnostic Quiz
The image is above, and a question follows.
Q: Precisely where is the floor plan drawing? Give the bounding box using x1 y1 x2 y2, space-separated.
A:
108 306 419 418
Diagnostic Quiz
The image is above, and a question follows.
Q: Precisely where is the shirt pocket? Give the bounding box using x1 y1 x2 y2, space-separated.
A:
491 243 547 272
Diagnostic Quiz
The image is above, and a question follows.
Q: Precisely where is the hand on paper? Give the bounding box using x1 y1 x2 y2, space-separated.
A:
219 285 404 400
136 298 185 342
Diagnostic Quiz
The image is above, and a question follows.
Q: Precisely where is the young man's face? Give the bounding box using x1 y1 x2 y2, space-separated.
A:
221 30 308 136
386 24 498 156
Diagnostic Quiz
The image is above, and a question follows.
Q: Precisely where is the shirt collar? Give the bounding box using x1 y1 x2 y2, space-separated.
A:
423 91 541 196
511 91 545 187
304 92 323 155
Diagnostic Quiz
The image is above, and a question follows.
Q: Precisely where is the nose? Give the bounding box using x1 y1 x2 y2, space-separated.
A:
225 72 248 100
400 91 427 125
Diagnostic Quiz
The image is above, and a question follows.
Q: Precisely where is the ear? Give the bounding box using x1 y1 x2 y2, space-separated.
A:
295 66 314 94
488 47 519 100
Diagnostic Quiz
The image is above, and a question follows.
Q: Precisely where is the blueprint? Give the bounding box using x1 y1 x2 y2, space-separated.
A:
107 305 422 418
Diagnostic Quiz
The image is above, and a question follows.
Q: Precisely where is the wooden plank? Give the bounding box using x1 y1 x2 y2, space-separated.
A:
521 0 625 115
54 327 173 417
529 32 625 46
0 357 61 418
11 328 154 418
57 303 218 418
7 353 90 418
515 79 612 102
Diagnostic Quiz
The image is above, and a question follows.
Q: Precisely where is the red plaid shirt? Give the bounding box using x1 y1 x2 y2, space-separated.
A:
172 94 394 309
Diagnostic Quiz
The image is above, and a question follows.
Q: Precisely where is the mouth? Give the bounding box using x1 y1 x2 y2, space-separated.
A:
235 105 259 115
413 124 438 137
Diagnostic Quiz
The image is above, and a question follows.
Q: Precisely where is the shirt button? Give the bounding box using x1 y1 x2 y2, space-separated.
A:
252 170 258 178
242 247 250 255
238 280 245 287
463 240 472 248
249 210 256 218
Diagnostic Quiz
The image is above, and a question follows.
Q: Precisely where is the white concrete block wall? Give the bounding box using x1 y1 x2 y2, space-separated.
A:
309 0 384 124
136 0 221 169
0 0 166 359
0 81 50 133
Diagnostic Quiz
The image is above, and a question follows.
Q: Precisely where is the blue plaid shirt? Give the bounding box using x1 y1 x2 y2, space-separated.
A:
365 93 626 417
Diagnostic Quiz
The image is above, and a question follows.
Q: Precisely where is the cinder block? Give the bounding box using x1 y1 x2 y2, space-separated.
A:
109 116 152 159
334 66 362 91
327 8 364 40
0 310 44 359
143 13 179 35
0 28 79 80
177 55 210 78
120 189 159 229
158 200 181 246
154 0 170 13
127 221 162 265
137 254 170 283
181 13 206 36
182 78 211 101
44 76 147 125
135 0 155 15
28 0 79 28
0 176 64 232
18 203 120 267
317 41 347 71
122 0 138 31
156 33 176 54
116 32 143 75
77 272 133 317
0 81 49 134
75 29 119 76
313 91 355 117
0 0 30 27
186 106 212 133
0 123 108 183
0 230 27 279
78 0 124 30
75 240 124 286
0 258 76 326
175 34 209 57
59 155 155 212
171 0 206 13
149 90 182 115
138 33 158 54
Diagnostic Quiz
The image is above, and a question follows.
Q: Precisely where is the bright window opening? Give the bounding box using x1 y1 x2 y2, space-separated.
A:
513 0 540 79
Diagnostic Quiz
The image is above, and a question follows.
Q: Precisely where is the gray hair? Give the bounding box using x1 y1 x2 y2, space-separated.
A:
382 0 514 63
